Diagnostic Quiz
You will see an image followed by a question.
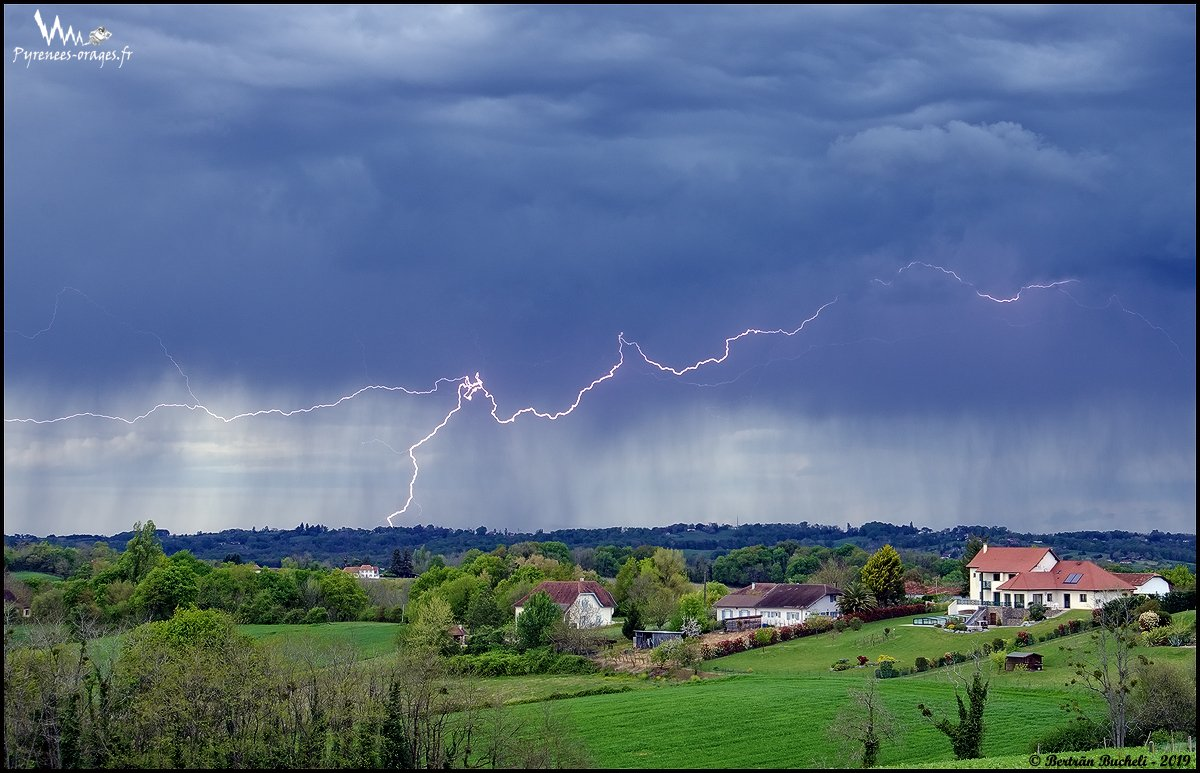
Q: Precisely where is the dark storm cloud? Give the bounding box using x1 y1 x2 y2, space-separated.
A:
4 5 1194 535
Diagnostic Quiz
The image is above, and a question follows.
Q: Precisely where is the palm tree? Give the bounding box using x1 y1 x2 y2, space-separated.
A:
838 582 877 615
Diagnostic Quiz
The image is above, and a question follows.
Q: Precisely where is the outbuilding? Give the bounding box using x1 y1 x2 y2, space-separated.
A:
1005 652 1043 671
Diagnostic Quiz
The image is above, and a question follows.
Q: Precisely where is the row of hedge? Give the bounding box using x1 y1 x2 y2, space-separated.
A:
844 603 928 624
444 648 597 676
701 621 826 659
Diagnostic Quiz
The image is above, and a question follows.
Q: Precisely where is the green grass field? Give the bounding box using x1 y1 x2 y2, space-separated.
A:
486 611 1196 768
240 621 405 663
10 570 64 583
710 611 1096 677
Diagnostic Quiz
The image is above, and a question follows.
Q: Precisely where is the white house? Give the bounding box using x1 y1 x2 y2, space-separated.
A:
514 580 616 628
342 564 380 579
1112 573 1172 597
966 545 1059 605
995 560 1134 611
714 583 843 625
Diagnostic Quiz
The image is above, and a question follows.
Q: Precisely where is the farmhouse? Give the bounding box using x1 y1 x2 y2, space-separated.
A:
514 579 616 628
342 564 380 579
714 583 843 626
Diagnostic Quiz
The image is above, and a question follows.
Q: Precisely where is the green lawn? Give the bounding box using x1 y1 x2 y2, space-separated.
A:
709 611 1096 676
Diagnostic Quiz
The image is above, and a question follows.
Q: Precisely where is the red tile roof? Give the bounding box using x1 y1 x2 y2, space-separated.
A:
1110 572 1160 588
515 580 616 609
967 546 1055 573
996 560 1134 592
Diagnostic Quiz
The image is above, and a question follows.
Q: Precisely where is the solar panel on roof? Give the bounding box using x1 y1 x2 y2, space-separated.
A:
1064 573 1083 584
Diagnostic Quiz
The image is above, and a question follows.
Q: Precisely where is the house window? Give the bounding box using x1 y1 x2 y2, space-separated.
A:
1014 594 1025 609
1032 594 1042 604
1003 594 1011 605
993 573 1001 581
1080 594 1087 603
787 612 799 621
981 580 991 590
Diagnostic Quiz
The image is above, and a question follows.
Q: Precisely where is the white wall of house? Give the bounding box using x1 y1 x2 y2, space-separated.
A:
1132 577 1171 596
1025 589 1129 610
968 551 1057 601
1032 552 1058 572
515 594 614 628
721 594 840 626
567 593 614 628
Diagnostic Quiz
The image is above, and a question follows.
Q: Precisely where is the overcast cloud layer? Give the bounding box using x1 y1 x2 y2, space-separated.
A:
4 5 1195 537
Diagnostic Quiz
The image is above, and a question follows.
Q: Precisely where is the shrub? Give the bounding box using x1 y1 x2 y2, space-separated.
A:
915 656 929 672
304 606 329 624
832 661 851 671
1138 611 1162 631
806 616 835 633
1160 589 1195 614
1027 601 1047 621
1067 619 1082 634
991 637 1006 652
445 648 597 677
848 617 863 631
754 628 774 647
989 651 1007 672
1028 720 1107 754
857 655 869 666
1015 630 1032 647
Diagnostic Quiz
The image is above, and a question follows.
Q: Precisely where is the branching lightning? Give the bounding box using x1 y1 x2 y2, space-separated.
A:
5 263 1183 526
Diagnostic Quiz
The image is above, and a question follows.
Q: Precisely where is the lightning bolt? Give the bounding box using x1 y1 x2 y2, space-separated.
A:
4 263 1184 526
872 261 1079 302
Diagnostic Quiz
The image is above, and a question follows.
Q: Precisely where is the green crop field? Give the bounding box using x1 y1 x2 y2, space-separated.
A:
239 621 406 663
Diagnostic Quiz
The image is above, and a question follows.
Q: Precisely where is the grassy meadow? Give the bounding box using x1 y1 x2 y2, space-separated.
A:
10 609 1192 768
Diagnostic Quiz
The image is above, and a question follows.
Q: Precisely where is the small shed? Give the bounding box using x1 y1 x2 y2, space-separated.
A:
633 630 683 650
723 615 763 633
1005 652 1043 671
448 625 468 648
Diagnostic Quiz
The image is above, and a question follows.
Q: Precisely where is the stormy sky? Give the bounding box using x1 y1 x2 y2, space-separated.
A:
4 5 1195 537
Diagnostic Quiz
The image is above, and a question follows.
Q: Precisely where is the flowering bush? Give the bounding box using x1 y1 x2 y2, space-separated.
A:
857 655 869 666
1138 611 1161 631
1015 630 1032 646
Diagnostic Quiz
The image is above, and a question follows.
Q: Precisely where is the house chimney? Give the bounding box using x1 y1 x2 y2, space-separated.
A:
981 543 988 553
751 582 756 590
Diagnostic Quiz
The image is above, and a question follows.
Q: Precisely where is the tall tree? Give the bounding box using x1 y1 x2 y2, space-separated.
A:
860 545 905 607
117 521 166 585
960 535 985 596
515 591 561 651
1062 596 1144 748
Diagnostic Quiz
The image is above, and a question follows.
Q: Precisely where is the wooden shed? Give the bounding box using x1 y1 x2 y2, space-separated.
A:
633 630 683 650
1005 652 1043 671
